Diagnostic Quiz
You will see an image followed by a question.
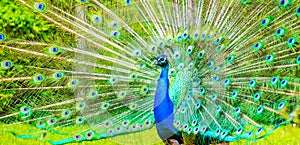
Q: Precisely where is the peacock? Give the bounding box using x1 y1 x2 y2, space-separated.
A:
0 0 300 145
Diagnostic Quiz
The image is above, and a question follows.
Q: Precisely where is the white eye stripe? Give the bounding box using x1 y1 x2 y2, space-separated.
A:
158 57 166 62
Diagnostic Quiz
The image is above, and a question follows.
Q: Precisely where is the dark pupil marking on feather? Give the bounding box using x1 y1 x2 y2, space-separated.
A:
75 135 79 139
288 38 294 43
72 80 76 84
258 107 262 111
238 128 242 132
255 94 259 98
250 81 254 85
143 88 147 91
255 43 259 47
50 119 54 123
135 51 140 55
249 132 252 135
146 121 149 125
232 92 236 96
272 78 277 82
280 0 285 5
297 57 300 61
0 34 4 40
225 80 228 83
267 55 271 60
79 104 83 107
216 130 220 133
56 73 61 77
133 125 136 128
178 36 182 39
277 29 281 34
121 92 125 96
258 128 262 132
184 125 187 128
78 118 82 121
38 4 44 10
207 35 211 39
106 122 109 125
194 33 198 37
53 47 58 52
37 76 42 80
235 108 239 112
262 19 266 24
297 7 300 13
39 122 43 125
87 133 91 136
152 47 155 50
104 104 107 107
65 111 68 115
183 33 187 37
222 132 226 135
124 122 127 124
202 34 205 38
23 107 28 111
113 32 118 36
281 80 286 84
195 128 198 131
279 103 283 107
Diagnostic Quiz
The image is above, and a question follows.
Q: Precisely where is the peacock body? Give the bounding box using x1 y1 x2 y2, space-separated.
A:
0 0 300 145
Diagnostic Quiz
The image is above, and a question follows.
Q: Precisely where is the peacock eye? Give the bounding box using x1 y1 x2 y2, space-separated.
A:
159 57 166 62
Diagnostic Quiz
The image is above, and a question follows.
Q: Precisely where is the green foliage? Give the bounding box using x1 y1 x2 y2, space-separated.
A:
0 94 13 112
0 0 50 40
0 0 74 43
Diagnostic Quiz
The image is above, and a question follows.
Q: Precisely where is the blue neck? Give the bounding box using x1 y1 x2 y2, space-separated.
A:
153 65 179 140
153 65 174 122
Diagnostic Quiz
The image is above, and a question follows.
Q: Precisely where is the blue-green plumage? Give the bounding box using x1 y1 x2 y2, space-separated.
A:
153 54 182 142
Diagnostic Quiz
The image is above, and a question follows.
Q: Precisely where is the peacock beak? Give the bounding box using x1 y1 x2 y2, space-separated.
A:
153 60 158 65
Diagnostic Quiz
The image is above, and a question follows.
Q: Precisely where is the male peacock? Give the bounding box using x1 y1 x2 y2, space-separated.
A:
0 0 300 145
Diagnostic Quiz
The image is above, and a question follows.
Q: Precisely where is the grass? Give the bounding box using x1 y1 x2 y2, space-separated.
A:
0 123 299 145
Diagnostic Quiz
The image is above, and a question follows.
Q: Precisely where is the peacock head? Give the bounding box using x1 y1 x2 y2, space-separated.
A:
153 54 168 68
